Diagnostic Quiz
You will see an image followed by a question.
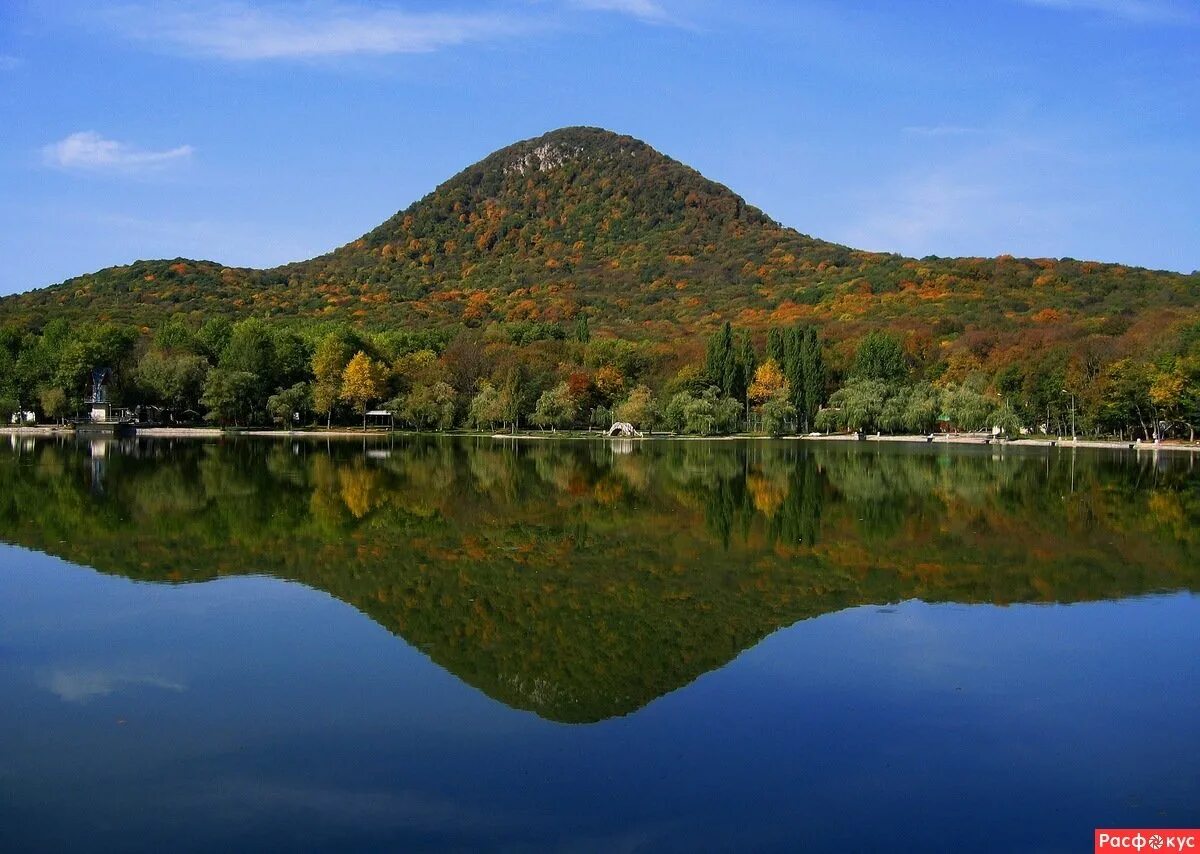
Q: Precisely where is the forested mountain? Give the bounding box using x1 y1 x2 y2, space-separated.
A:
3 126 1196 348
3 127 1198 439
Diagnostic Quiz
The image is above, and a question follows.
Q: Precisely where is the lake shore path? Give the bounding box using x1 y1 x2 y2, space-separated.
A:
6 424 1198 454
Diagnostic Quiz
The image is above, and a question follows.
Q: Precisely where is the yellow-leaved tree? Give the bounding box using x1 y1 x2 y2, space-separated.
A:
340 351 386 430
748 359 789 405
749 359 795 437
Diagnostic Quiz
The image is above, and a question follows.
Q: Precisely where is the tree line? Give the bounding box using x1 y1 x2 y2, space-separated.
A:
1 314 1197 440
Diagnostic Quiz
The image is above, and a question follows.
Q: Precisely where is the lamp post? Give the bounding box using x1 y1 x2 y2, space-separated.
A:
1061 388 1076 443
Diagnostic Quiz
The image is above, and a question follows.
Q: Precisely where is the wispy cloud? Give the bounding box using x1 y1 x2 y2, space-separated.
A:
849 172 1000 252
843 132 1089 260
42 131 194 172
569 0 672 24
0 54 21 70
1016 0 1199 24
902 125 986 138
40 667 186 703
97 1 534 60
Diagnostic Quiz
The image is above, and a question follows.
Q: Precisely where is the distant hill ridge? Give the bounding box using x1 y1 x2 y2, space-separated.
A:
2 126 1196 349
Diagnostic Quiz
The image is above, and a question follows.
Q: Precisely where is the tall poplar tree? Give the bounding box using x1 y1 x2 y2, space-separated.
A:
798 326 827 431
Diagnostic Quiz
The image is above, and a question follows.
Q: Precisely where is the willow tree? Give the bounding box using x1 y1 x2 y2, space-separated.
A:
532 382 577 432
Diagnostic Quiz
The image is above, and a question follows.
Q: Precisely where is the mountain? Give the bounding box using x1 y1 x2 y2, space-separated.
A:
3 127 1197 347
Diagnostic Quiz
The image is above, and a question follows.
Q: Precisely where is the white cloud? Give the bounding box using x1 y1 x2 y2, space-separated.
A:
99 1 533 60
569 0 672 23
1016 0 1199 24
0 54 21 70
40 667 186 703
42 131 194 172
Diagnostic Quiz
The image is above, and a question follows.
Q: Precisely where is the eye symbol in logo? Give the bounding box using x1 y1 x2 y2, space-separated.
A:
1148 836 1165 851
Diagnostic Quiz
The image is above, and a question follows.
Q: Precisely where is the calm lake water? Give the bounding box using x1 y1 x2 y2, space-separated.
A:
0 435 1197 852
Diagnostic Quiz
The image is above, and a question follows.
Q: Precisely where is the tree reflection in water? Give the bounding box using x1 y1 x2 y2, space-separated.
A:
0 436 1195 723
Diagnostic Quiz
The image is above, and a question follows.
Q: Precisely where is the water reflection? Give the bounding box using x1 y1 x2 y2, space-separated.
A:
0 436 1196 723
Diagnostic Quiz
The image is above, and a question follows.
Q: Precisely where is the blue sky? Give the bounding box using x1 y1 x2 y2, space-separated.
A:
1 0 1197 297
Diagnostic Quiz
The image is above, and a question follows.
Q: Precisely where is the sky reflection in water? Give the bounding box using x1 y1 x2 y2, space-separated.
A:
0 436 1197 852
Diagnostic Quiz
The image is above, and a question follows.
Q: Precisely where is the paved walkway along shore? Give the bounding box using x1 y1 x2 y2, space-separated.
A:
798 433 1200 454
4 425 1199 454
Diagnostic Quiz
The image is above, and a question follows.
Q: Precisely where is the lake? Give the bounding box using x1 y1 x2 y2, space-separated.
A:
0 435 1197 852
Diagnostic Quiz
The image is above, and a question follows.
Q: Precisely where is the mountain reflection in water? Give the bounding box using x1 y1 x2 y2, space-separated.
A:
0 435 1196 723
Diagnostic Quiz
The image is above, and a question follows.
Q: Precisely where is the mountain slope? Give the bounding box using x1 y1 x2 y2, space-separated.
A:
2 127 1197 345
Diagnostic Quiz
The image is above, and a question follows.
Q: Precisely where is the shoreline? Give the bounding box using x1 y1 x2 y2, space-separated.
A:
6 425 1198 454
492 432 1200 453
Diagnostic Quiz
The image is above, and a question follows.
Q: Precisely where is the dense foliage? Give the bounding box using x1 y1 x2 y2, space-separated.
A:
2 309 1198 440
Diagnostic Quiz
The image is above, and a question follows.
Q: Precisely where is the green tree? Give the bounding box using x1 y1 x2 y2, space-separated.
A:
54 325 138 411
468 381 506 431
219 318 277 410
797 327 827 431
893 384 940 433
155 315 199 353
704 322 748 401
1097 359 1154 439
501 366 525 433
993 401 1022 436
39 386 68 423
664 386 742 435
682 393 717 435
766 327 785 366
532 382 578 431
737 333 757 406
195 317 233 362
201 369 258 426
941 385 995 432
271 329 313 389
311 331 354 428
137 350 210 412
760 392 796 437
391 349 444 396
817 379 890 433
661 391 691 433
853 331 908 383
397 381 457 431
267 382 312 427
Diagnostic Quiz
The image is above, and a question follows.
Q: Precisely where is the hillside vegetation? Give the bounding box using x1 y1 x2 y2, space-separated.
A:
1 127 1197 439
3 127 1195 341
